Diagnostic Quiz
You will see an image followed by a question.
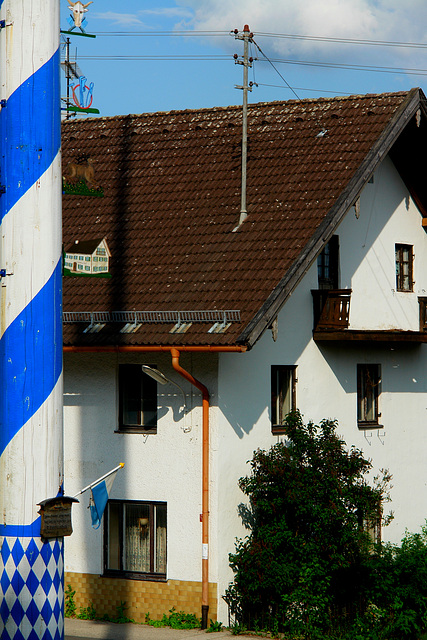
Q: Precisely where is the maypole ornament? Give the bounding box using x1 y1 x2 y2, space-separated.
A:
72 75 94 110
67 1 93 33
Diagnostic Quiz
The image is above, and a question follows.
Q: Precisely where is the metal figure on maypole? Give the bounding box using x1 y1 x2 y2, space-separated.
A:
0 1 64 638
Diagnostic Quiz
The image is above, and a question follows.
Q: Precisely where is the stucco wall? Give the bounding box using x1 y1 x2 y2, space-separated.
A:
343 156 427 330
64 155 427 625
64 351 218 602
215 156 427 620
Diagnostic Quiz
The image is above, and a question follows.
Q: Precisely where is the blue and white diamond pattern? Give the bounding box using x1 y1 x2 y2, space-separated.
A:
0 537 63 640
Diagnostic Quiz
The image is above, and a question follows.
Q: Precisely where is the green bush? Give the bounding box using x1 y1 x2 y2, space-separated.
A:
77 602 97 620
359 526 427 639
65 584 76 618
145 607 200 629
224 411 393 638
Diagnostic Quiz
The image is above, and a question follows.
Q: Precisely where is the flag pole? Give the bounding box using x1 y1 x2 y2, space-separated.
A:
73 463 125 498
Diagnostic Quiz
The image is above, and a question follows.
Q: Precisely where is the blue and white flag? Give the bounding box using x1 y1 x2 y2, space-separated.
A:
73 463 124 529
89 469 120 529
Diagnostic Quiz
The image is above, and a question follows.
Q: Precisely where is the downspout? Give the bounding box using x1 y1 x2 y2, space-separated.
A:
63 342 247 627
170 348 210 629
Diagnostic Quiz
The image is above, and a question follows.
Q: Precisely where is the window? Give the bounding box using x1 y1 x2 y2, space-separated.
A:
395 244 413 291
419 297 427 332
104 500 167 580
118 364 157 433
317 235 339 290
363 510 382 546
357 364 381 428
271 365 297 434
358 503 382 547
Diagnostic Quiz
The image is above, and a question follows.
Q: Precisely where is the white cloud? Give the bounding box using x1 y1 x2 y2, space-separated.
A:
93 11 148 27
92 7 193 29
138 8 193 19
175 0 427 65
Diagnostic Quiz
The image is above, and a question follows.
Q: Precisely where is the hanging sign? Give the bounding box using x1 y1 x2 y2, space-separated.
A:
38 496 79 540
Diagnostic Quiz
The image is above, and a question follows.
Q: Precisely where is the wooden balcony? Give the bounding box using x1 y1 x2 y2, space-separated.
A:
312 291 427 343
312 289 351 331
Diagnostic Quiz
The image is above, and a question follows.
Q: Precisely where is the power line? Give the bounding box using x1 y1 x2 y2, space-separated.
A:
90 29 427 51
251 38 301 101
257 83 352 96
76 55 230 61
91 30 229 36
75 51 427 78
259 57 427 77
256 32 427 50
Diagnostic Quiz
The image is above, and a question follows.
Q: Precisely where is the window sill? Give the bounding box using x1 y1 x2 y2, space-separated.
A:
357 422 384 431
102 570 166 582
271 425 287 436
115 428 157 435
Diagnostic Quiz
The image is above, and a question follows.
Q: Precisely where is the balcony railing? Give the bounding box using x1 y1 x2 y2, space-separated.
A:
311 289 351 331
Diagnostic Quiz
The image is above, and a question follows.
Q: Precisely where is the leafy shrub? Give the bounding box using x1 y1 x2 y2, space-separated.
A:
65 584 76 618
207 619 223 632
77 602 97 620
145 607 200 629
224 411 392 638
101 601 135 624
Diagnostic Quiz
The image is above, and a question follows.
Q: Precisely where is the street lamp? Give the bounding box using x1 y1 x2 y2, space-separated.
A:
141 365 189 430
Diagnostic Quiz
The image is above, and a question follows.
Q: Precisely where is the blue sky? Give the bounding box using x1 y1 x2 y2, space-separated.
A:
61 0 427 118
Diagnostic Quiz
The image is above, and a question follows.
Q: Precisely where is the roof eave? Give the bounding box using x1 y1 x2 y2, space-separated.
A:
237 87 425 349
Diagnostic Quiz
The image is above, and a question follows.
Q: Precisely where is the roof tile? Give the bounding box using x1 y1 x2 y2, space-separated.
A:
62 90 416 346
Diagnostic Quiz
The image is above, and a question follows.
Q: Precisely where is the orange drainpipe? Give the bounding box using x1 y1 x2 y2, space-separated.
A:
170 348 210 629
63 345 245 353
63 343 246 627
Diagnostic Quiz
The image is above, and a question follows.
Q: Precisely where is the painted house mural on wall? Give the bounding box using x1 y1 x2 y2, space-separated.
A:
61 89 427 627
64 238 111 276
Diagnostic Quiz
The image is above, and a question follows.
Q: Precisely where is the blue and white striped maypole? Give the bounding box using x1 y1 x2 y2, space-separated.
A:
0 1 63 639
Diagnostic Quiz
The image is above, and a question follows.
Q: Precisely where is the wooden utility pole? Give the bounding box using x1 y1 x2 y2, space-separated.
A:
233 25 253 231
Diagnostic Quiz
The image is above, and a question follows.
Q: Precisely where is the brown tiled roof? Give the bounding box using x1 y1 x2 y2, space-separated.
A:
65 237 106 255
62 88 425 348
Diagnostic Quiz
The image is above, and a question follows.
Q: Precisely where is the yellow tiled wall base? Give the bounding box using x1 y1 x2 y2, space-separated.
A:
65 572 218 623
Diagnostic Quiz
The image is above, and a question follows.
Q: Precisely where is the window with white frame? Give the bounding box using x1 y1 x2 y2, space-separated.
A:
104 500 167 580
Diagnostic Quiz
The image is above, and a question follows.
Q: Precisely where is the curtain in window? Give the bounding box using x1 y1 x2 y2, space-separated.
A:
125 504 150 572
155 504 167 574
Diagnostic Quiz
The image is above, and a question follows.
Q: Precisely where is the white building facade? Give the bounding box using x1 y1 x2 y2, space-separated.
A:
63 152 427 624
